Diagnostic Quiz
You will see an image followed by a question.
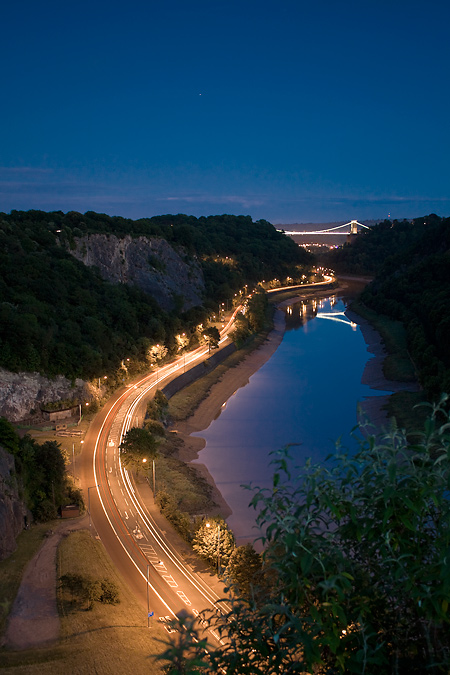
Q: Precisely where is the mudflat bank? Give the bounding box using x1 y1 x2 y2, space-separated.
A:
347 310 421 429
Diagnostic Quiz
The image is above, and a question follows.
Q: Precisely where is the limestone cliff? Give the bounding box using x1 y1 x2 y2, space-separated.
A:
0 446 26 560
0 369 88 423
69 234 204 312
0 235 204 422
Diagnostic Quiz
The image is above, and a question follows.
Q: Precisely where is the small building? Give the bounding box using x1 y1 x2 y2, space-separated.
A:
42 405 80 422
61 505 81 519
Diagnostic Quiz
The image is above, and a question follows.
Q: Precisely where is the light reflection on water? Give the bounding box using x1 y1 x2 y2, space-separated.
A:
192 295 389 544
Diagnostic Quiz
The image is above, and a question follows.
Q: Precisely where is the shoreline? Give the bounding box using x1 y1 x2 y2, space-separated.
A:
347 309 421 429
174 301 287 519
171 281 391 518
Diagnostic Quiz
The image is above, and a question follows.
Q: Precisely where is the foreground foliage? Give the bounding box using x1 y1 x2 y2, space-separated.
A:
160 398 450 674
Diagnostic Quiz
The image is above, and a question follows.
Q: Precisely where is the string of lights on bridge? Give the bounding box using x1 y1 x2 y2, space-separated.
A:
278 220 370 236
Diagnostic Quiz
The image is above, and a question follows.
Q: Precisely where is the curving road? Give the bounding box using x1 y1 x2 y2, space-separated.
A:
79 279 335 641
80 312 240 643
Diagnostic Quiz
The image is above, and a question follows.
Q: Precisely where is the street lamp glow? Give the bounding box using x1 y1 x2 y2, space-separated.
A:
206 521 221 575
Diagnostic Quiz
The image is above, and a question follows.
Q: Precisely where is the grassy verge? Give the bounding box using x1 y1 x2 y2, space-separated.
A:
153 311 276 538
0 529 165 674
0 522 58 636
168 311 274 423
155 436 215 515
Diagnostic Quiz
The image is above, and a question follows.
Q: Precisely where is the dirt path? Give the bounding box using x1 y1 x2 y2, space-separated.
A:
3 516 87 650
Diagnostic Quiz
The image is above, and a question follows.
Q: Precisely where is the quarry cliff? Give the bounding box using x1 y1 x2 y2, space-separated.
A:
69 233 204 312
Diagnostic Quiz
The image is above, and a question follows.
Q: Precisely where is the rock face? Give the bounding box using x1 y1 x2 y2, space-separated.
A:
0 235 204 422
69 234 204 311
0 368 88 423
0 446 26 560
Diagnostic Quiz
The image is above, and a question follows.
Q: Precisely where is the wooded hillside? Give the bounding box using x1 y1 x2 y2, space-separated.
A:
0 210 312 381
324 214 450 398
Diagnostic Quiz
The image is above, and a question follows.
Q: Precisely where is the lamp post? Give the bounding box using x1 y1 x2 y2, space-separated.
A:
98 375 108 389
88 484 99 529
217 523 221 575
152 459 156 495
147 565 150 627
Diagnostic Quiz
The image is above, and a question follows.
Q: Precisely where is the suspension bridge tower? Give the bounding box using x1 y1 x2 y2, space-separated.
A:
347 220 365 243
350 220 359 235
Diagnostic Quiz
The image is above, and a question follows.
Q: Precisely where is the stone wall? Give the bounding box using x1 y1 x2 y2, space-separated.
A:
161 342 236 400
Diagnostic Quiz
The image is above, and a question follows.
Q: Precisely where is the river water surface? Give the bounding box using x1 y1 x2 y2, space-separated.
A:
193 292 390 544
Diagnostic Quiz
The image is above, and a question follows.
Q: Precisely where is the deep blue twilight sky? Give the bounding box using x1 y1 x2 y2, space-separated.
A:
1 0 449 224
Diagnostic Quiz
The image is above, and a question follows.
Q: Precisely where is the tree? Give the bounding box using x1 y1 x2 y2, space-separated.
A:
146 389 169 424
192 518 235 572
230 311 251 346
161 398 450 674
202 326 220 352
154 389 168 410
246 290 267 332
225 543 262 599
157 613 209 674
119 427 158 468
175 332 189 352
148 343 168 365
0 417 20 454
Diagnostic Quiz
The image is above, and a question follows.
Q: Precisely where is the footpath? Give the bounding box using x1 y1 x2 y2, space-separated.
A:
3 516 88 650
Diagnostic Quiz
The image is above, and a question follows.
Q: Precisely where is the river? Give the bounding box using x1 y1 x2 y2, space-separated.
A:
192 290 391 545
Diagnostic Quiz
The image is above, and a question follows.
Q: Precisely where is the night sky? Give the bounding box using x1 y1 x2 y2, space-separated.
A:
1 0 449 224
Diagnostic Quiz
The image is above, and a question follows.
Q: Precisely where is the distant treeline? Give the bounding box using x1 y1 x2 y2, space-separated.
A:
0 210 312 380
324 214 450 398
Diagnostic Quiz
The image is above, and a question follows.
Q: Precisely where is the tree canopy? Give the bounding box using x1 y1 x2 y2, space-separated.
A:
119 427 159 468
202 326 221 351
192 518 235 573
160 399 450 674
